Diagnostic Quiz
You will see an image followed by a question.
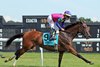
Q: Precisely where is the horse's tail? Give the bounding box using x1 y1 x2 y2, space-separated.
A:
5 33 24 47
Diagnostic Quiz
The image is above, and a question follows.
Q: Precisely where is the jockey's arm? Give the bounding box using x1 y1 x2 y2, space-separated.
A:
58 18 65 28
55 22 65 31
55 22 62 29
58 18 65 23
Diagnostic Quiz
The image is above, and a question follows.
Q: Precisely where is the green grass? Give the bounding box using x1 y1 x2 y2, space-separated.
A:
0 52 100 67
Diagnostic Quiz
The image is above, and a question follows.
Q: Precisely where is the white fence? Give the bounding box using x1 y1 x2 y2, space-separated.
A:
0 38 100 66
0 38 100 42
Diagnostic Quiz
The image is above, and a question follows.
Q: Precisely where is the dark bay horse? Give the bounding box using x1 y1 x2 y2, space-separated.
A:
5 21 93 67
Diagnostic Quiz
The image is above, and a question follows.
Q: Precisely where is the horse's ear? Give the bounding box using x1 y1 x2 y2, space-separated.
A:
80 20 86 24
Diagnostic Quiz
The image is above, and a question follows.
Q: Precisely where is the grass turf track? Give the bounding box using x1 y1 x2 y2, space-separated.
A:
0 52 100 67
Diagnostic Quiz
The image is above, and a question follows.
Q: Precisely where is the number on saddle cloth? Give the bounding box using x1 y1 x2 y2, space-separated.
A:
43 32 58 46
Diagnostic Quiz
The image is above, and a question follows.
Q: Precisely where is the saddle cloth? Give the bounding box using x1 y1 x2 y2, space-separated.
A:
43 32 58 46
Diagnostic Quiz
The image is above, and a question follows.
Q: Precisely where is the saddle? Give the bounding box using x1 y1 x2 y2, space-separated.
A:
42 32 58 46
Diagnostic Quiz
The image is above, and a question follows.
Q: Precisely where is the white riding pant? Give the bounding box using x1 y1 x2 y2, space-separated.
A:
47 15 59 34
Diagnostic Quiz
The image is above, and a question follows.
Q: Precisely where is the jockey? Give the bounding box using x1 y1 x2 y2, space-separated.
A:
47 10 72 40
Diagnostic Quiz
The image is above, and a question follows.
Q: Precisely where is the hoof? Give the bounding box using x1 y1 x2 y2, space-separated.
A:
89 62 94 65
1 56 5 58
0 55 5 58
4 60 8 63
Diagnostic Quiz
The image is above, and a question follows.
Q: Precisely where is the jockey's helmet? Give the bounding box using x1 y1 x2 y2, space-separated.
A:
64 10 71 17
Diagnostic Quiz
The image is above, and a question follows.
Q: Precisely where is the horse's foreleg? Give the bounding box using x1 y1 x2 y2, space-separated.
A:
76 53 94 65
67 45 94 65
58 51 64 67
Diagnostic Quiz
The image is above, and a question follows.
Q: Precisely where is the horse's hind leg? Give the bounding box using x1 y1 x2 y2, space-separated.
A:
5 48 27 61
12 48 28 66
5 55 16 62
66 45 94 65
13 40 35 66
5 48 28 67
15 48 27 60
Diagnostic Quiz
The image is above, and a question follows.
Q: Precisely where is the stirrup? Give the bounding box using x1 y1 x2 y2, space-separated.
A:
50 37 56 41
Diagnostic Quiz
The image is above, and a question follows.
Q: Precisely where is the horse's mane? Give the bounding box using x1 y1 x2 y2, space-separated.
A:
64 21 81 30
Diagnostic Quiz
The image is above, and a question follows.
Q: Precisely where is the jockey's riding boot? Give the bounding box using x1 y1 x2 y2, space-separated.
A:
50 35 56 41
50 30 56 41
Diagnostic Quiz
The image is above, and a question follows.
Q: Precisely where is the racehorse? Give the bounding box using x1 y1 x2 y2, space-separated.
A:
4 21 93 67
